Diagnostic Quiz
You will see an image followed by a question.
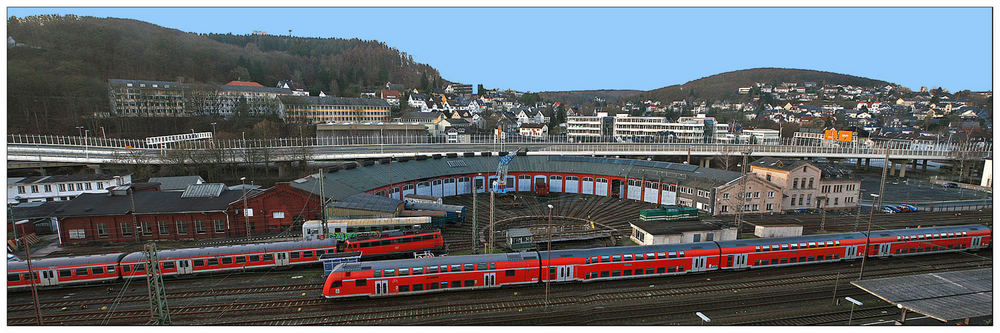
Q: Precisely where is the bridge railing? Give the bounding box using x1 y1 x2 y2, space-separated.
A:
6 133 992 158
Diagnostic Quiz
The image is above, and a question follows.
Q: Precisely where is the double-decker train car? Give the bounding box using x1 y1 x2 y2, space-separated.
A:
8 253 125 289
8 229 445 290
323 224 991 298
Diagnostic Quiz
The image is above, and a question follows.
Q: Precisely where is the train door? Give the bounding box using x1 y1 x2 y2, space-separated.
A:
555 266 574 281
39 270 58 286
877 243 891 257
691 257 707 272
177 260 194 275
484 273 497 287
374 280 389 295
732 254 749 268
971 237 982 249
275 252 290 266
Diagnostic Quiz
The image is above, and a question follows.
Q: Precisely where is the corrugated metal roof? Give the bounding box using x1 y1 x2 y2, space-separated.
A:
149 176 204 191
181 183 226 198
852 268 992 322
330 193 402 213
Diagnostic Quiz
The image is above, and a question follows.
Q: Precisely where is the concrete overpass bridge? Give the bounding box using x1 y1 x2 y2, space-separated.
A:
7 134 992 174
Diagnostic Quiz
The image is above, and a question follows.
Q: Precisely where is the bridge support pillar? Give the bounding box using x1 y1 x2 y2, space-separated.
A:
888 160 896 176
865 158 871 170
278 161 294 179
922 159 929 171
87 164 103 174
855 158 862 168
899 160 908 178
700 158 711 169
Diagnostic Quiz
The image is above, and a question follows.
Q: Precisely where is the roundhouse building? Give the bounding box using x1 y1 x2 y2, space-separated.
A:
290 156 778 217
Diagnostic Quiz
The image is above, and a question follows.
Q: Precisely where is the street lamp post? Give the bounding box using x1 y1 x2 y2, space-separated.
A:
545 204 553 308
844 297 863 325
210 122 217 136
858 193 879 281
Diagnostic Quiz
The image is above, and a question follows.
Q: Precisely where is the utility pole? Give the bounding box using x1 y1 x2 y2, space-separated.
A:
129 187 140 243
488 182 495 253
734 149 751 238
21 236 44 325
545 204 553 308
859 147 890 281
319 169 327 237
145 242 171 325
241 177 250 239
472 175 479 253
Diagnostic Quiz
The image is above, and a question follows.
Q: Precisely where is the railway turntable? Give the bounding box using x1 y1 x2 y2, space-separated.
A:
851 268 992 325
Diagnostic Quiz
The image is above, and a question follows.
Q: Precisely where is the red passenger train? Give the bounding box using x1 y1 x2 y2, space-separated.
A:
8 229 444 290
323 224 990 298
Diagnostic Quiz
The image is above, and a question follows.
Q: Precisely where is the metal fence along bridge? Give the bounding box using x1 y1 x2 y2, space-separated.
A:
6 134 993 165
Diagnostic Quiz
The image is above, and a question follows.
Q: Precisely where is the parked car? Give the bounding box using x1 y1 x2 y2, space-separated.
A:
883 205 901 214
898 204 919 212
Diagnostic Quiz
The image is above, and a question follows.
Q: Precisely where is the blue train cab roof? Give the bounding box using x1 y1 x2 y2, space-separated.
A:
7 253 126 271
717 232 868 249
864 224 989 238
332 252 538 273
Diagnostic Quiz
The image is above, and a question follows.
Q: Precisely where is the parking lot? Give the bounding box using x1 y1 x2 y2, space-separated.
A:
859 176 991 203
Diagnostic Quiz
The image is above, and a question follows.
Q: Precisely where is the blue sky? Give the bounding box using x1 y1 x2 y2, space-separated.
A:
6 7 993 92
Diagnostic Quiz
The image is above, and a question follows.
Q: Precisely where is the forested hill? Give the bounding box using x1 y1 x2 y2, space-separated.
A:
633 68 892 102
7 14 444 133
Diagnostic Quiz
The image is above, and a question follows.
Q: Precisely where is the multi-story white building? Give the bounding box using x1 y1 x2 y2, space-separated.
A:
568 113 730 142
612 115 670 138
8 174 133 204
662 115 730 142
739 129 781 145
567 114 606 139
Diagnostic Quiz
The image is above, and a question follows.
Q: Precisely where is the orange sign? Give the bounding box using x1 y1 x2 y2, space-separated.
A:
824 130 836 140
838 131 853 142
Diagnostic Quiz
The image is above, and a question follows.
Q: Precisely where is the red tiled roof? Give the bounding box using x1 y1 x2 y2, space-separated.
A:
225 81 265 87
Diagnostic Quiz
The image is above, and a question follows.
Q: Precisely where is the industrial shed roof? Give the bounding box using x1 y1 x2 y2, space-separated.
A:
630 220 732 236
53 190 248 217
851 268 992 322
330 193 403 213
148 176 204 191
289 156 743 202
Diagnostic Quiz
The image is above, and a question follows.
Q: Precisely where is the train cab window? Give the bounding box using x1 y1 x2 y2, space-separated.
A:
161 262 174 270
464 264 475 271
221 257 233 265
600 271 610 277
601 256 610 262
290 252 300 259
781 244 789 250
385 269 395 277
263 254 274 261
249 255 260 262
59 269 72 277
452 265 462 271
668 252 676 258
355 279 367 286
193 259 205 267
646 268 655 274
428 266 438 274
303 251 313 258
490 263 496 270
107 266 115 274
399 268 410 276
399 285 409 292
612 255 621 262
207 258 219 266
235 256 247 264
76 268 89 276
464 280 475 287
8 274 19 282
412 267 423 275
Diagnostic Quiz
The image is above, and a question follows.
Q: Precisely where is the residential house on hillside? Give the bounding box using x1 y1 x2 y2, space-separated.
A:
518 123 549 138
409 92 429 111
380 89 401 106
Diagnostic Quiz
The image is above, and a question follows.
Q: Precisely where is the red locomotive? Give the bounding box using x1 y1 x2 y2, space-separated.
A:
323 224 990 298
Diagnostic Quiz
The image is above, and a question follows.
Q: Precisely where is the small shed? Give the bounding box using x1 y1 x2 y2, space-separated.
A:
630 220 737 245
754 224 804 238
506 228 536 251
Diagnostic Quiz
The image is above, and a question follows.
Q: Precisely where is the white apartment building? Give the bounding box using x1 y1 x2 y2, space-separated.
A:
8 174 132 204
567 113 730 142
739 129 781 145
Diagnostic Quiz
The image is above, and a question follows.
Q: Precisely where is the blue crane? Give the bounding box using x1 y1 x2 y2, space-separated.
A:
491 150 521 194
